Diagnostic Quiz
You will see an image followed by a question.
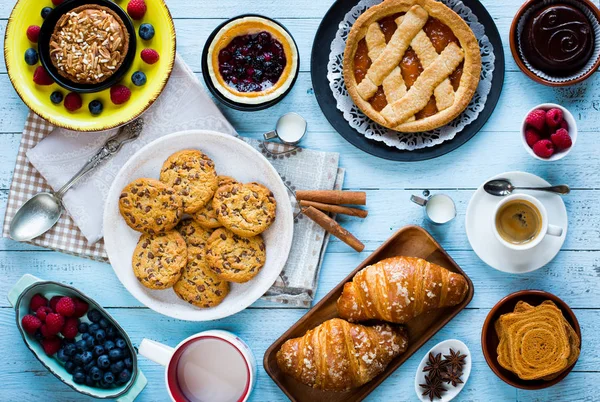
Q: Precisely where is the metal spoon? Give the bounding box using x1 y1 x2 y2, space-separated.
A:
9 119 144 241
483 179 570 197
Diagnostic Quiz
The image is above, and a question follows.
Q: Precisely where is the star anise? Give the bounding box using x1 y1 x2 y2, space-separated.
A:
443 348 467 373
423 352 448 379
419 374 447 401
442 367 464 387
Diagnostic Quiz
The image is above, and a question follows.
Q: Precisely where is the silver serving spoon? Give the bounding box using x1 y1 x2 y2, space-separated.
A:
9 119 144 241
484 179 570 197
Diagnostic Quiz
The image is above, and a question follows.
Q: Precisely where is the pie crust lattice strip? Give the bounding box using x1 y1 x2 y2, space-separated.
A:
343 0 482 133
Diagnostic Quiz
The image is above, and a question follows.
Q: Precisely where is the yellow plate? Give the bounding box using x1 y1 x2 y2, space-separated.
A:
4 0 176 132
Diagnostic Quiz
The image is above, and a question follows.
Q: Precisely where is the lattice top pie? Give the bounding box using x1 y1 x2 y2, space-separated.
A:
343 0 481 132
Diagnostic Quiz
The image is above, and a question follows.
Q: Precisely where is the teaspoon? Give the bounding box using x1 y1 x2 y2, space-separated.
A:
9 119 144 241
483 179 570 197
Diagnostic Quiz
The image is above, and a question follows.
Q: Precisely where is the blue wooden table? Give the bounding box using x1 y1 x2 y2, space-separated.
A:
1 0 599 400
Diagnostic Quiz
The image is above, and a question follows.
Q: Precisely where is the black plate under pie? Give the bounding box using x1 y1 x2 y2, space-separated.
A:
311 0 505 161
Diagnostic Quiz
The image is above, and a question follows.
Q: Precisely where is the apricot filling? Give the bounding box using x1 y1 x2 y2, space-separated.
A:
352 16 465 121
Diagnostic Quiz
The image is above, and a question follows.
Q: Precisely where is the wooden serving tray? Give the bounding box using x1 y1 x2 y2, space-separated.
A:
263 225 474 402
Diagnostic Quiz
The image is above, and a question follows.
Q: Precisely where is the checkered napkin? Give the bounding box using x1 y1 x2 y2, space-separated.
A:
2 56 343 307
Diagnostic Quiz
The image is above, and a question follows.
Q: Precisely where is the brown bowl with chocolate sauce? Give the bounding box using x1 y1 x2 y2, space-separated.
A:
510 0 600 86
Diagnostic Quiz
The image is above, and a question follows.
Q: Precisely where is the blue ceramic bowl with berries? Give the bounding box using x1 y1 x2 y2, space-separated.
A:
7 274 146 400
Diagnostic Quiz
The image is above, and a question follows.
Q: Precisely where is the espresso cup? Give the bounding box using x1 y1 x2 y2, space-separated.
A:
139 330 256 402
492 194 563 251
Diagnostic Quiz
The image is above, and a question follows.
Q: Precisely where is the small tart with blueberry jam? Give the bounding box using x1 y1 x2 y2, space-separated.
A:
207 16 298 105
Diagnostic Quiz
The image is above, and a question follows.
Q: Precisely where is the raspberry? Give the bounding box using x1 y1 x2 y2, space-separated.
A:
21 314 42 334
560 120 568 130
140 48 159 64
45 313 65 335
545 108 563 129
49 295 62 311
64 92 83 112
29 294 48 312
35 306 53 321
525 109 546 132
61 317 79 339
73 297 89 318
52 0 64 5
524 128 541 148
55 297 75 317
532 139 555 159
551 128 573 151
110 85 131 105
41 337 61 356
127 0 147 20
33 66 54 85
26 25 41 43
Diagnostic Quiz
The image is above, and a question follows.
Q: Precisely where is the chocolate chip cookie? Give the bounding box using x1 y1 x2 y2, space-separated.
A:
173 245 229 308
213 182 277 237
132 231 187 290
206 227 266 283
176 219 213 249
159 149 218 214
192 176 239 229
119 178 183 234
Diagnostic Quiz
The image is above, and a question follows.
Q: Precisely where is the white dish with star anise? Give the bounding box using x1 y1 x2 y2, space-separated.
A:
414 339 471 402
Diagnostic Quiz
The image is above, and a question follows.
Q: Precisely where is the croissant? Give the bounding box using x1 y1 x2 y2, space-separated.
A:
337 256 468 323
276 318 408 391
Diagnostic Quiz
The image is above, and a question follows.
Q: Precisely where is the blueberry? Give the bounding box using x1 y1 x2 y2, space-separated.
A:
78 322 89 333
87 309 102 323
89 323 100 333
88 100 103 116
105 326 117 339
103 371 115 384
138 23 155 40
110 361 125 374
95 329 106 342
73 371 86 384
83 360 95 374
85 375 95 386
97 355 110 369
73 353 85 366
93 345 105 357
24 48 38 66
82 333 91 341
64 343 77 357
109 348 123 362
85 337 96 350
104 340 116 352
115 338 127 350
123 357 133 369
81 351 94 365
98 379 111 389
57 348 68 362
41 7 53 19
89 366 103 381
98 318 109 329
64 361 76 374
131 71 146 86
117 368 131 384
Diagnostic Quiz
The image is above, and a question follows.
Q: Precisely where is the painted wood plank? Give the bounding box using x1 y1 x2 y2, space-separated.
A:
1 247 600 309
2 188 599 251
0 307 597 401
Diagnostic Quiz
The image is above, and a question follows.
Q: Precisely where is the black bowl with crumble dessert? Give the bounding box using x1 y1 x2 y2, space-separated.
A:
202 15 299 111
38 0 136 93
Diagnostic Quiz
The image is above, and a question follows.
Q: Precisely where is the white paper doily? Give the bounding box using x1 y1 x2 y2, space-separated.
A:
327 0 495 151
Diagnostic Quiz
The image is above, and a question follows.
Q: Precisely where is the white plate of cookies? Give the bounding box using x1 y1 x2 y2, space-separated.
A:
103 130 294 321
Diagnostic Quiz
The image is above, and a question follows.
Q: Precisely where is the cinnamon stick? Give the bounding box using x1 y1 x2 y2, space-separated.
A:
296 190 366 205
302 206 365 252
299 200 368 218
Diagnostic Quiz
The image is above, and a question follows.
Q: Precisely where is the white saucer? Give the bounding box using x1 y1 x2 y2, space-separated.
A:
414 339 471 402
466 171 567 274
